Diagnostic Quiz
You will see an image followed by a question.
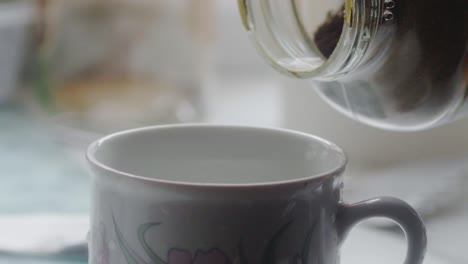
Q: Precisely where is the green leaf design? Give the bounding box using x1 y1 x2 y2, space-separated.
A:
112 214 140 264
262 220 293 264
128 243 151 264
138 223 166 264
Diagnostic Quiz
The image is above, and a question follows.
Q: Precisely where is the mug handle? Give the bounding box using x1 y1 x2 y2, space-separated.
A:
337 197 427 264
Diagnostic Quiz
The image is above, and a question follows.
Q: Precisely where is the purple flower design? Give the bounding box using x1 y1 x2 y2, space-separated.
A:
113 215 231 264
168 248 230 264
167 249 192 264
113 214 315 264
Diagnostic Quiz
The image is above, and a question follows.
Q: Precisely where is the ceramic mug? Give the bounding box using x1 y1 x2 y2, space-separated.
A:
86 125 426 264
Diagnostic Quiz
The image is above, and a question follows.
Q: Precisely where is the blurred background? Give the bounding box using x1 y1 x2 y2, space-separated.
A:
0 1 466 264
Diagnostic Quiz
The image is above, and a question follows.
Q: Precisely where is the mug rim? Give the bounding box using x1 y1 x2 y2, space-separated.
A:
86 124 348 188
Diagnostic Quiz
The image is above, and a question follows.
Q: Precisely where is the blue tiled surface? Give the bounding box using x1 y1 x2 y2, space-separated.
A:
0 107 90 263
0 108 89 214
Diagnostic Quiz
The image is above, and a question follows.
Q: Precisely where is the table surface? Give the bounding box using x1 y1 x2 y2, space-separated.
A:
0 79 464 264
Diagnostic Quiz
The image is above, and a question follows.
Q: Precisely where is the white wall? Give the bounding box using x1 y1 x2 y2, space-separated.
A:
213 1 276 78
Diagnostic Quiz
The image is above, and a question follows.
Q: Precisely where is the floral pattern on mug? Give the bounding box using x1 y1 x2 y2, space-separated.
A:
112 215 233 264
112 215 317 264
168 248 230 264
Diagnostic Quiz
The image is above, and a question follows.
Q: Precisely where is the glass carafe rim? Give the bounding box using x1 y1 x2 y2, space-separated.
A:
239 0 389 80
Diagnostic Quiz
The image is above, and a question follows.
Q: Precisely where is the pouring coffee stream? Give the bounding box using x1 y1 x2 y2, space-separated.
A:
240 0 467 131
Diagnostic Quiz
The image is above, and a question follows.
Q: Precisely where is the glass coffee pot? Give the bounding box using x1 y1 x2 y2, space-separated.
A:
239 0 467 131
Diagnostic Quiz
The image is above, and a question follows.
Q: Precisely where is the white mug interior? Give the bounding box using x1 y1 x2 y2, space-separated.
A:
87 125 347 186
